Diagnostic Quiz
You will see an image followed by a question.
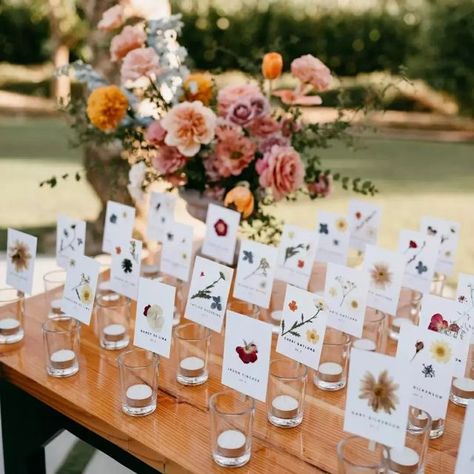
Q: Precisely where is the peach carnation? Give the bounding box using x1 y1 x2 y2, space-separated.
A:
110 25 146 62
121 47 160 82
86 85 128 131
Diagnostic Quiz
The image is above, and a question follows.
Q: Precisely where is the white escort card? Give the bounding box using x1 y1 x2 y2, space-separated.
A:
398 230 440 294
61 255 100 325
276 284 328 370
363 245 405 315
324 263 370 338
397 324 455 420
233 239 278 309
201 203 240 265
456 273 474 344
110 238 142 300
147 192 176 242
6 228 37 295
133 277 175 358
276 224 318 290
221 310 273 402
344 349 411 448
56 216 86 268
102 201 135 254
315 211 350 265
185 256 233 333
455 401 474 474
348 200 382 252
420 217 460 276
160 222 194 282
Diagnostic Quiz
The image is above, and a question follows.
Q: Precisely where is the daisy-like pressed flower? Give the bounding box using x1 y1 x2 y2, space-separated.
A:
350 299 359 310
79 284 94 305
359 370 399 415
430 340 452 364
8 240 32 273
335 218 347 232
306 329 319 344
370 262 393 290
329 287 338 298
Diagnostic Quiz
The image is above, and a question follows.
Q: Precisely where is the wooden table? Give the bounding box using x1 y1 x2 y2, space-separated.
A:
0 284 465 473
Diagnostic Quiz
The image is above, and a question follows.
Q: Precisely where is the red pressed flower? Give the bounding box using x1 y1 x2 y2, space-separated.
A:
143 304 151 316
448 323 460 333
297 259 304 269
355 211 362 219
200 271 205 277
428 313 447 332
115 246 122 255
409 240 418 249
288 300 298 312
236 341 258 364
214 218 228 237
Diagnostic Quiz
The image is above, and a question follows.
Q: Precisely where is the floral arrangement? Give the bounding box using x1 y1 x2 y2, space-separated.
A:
58 3 377 241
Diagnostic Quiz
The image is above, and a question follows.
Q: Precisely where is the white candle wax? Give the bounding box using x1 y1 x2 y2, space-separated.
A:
353 338 377 352
391 317 413 332
217 429 246 458
98 280 113 292
271 310 283 322
389 447 419 473
126 383 153 408
141 263 160 277
318 362 343 382
103 323 126 341
180 356 205 377
0 317 20 335
271 394 299 419
50 349 75 369
452 377 474 398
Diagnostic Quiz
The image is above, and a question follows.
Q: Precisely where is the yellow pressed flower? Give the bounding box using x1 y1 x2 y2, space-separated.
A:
430 340 452 363
80 284 93 305
335 218 347 232
350 299 359 310
329 287 338 298
182 73 214 105
86 85 128 131
306 329 320 344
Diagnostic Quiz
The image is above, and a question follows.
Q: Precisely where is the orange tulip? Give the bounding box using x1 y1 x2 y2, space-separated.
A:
224 186 254 218
262 52 283 80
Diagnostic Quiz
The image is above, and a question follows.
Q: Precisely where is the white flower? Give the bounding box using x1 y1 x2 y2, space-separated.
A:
127 161 147 202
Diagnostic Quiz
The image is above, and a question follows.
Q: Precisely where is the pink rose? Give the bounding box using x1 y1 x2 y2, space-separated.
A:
226 94 269 127
110 25 146 62
291 54 333 91
98 5 124 31
151 145 186 175
145 120 166 146
161 101 216 157
307 174 332 198
217 84 261 116
121 47 160 82
250 116 280 138
281 118 301 137
256 145 304 201
258 134 290 155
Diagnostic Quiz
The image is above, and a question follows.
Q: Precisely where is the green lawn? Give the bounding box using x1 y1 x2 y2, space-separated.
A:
0 117 473 282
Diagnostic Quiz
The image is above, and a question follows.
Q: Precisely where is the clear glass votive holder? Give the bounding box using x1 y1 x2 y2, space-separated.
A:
118 348 159 416
430 272 446 296
352 308 387 353
314 328 351 391
0 288 25 344
96 292 130 350
42 316 80 377
175 322 210 386
43 269 67 318
308 261 327 294
409 407 443 439
260 279 286 334
209 391 255 468
267 359 307 428
450 344 474 407
389 406 432 474
227 299 260 319
337 436 390 473
389 288 421 341
140 262 160 279
159 275 188 326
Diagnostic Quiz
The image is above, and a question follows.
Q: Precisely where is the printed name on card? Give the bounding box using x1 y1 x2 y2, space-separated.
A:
160 222 194 282
455 401 474 474
233 239 278 309
315 211 350 265
363 245 405 315
147 192 176 242
398 230 440 294
348 200 382 252
221 310 273 402
6 228 37 295
61 255 100 325
276 224 318 290
102 201 136 254
276 284 328 370
201 203 240 265
133 277 175 358
344 349 411 448
420 217 460 276
324 263 370 338
56 216 86 268
396 324 455 420
110 238 142 300
185 256 233 333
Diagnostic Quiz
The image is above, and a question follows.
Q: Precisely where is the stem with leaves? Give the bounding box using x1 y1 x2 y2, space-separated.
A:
281 307 323 337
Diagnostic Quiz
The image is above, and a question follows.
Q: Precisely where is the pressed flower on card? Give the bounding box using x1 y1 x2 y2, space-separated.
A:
8 240 32 273
430 340 452 364
306 329 319 344
370 262 393 290
236 341 258 364
359 370 399 415
143 304 164 331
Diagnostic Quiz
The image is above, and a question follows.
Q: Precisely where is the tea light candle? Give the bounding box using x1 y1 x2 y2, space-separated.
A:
103 323 126 342
353 338 376 352
271 394 299 419
0 317 20 336
141 263 160 279
126 383 153 408
318 362 343 383
271 310 283 323
98 280 113 293
180 356 205 378
216 429 247 458
452 377 474 399
389 447 419 474
50 349 76 369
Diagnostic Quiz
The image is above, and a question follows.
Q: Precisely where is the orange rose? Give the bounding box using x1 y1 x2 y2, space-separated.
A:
224 186 254 218
262 52 283 80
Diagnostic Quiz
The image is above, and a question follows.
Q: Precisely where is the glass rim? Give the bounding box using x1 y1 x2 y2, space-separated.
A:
0 287 24 303
337 435 390 469
42 316 80 333
209 390 255 416
365 308 387 324
323 330 351 347
95 292 130 308
270 358 307 380
409 406 433 434
174 322 211 341
227 299 260 317
43 268 67 283
117 348 160 369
